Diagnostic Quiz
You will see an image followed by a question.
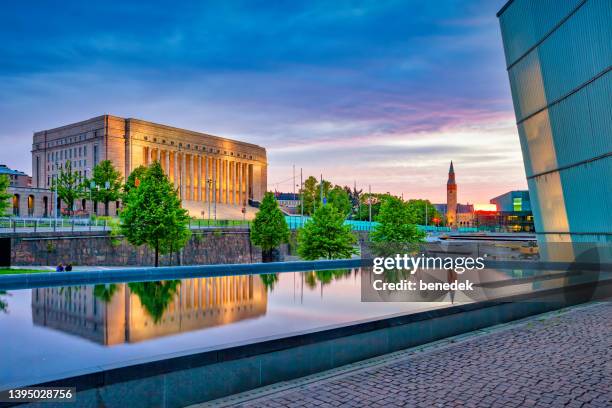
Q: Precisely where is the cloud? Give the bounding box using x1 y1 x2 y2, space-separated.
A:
0 0 523 204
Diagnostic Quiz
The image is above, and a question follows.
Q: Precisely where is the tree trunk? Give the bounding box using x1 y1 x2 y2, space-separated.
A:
105 201 109 216
155 241 159 267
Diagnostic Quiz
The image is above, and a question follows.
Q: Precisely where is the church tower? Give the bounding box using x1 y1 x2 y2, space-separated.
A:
446 161 457 227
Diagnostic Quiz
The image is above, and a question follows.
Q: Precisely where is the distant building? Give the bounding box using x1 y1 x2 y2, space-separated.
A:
490 190 534 232
498 0 611 248
31 115 268 218
1 164 50 217
32 276 267 345
446 161 457 226
274 192 301 212
0 164 31 187
434 162 474 227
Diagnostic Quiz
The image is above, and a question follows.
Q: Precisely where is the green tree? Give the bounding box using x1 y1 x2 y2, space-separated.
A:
370 196 425 255
251 192 290 261
354 193 393 221
328 186 351 216
0 175 11 215
90 160 123 216
123 165 148 197
406 199 440 225
298 204 357 260
301 176 318 215
343 185 362 218
120 162 191 267
51 160 86 215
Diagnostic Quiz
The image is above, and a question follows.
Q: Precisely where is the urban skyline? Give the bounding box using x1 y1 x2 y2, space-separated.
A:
0 0 523 203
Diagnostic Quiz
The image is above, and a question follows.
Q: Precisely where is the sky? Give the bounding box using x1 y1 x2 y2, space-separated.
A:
0 0 525 204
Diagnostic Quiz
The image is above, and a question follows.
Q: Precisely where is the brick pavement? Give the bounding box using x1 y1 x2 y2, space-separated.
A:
222 303 612 408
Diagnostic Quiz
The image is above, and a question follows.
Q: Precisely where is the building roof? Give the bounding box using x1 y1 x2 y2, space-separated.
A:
0 164 28 177
34 114 267 153
449 160 454 174
490 190 530 202
496 0 516 17
433 203 474 214
274 192 300 201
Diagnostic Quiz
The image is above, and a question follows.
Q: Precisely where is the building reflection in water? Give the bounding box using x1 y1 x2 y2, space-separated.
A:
31 275 268 345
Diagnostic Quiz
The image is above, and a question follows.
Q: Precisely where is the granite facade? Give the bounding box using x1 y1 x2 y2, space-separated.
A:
8 230 261 267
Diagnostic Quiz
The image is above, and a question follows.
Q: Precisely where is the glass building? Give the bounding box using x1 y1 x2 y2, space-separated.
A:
497 0 611 260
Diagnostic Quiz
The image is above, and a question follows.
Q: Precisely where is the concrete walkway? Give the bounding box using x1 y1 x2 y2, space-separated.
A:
202 302 612 408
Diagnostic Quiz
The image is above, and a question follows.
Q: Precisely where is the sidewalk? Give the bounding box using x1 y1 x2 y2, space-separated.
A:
203 302 612 408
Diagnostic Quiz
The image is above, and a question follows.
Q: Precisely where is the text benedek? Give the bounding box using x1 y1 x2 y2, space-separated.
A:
373 279 474 291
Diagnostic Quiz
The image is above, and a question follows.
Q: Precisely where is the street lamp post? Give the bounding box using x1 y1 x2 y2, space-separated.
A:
368 184 372 223
52 170 57 219
86 167 92 215
207 178 212 225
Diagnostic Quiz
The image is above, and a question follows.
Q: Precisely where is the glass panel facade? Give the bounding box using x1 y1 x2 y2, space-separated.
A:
498 0 612 254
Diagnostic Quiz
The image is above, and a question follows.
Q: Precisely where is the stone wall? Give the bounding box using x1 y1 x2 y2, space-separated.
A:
8 229 261 267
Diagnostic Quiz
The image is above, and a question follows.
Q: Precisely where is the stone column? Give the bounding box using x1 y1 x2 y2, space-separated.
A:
219 158 223 204
173 151 179 189
191 155 195 200
143 147 149 166
232 161 238 205
228 161 233 205
242 162 247 205
188 154 193 200
197 155 202 201
245 163 251 202
157 148 161 163
225 159 230 204
204 156 209 202
165 150 170 177
237 162 242 207
216 158 221 203
212 158 217 203
181 153 186 200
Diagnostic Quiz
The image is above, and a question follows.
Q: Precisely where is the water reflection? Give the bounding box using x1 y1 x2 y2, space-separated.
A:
32 275 268 345
304 269 353 288
0 290 8 313
29 269 363 346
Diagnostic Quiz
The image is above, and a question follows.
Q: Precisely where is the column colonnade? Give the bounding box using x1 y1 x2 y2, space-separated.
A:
141 145 251 206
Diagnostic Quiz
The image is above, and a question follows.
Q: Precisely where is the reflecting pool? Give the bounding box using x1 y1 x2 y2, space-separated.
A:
3 265 608 391
0 268 447 388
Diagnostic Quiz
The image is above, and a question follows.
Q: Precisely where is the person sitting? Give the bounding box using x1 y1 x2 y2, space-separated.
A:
65 263 73 272
56 264 64 272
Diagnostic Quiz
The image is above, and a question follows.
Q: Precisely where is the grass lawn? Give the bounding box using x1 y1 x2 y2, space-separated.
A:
0 268 52 275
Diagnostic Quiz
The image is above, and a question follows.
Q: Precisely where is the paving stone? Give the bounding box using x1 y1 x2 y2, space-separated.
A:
236 303 612 408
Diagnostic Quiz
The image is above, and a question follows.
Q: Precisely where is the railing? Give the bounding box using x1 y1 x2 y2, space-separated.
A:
188 219 250 230
0 217 251 233
1 217 527 234
0 217 112 232
284 216 378 231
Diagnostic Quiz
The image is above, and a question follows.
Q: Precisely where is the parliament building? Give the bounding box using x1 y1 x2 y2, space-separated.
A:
30 115 268 218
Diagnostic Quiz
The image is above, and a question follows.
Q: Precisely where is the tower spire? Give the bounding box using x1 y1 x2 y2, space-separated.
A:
447 161 456 185
446 160 457 227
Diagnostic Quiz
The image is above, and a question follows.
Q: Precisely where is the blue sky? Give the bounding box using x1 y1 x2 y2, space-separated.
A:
0 0 524 203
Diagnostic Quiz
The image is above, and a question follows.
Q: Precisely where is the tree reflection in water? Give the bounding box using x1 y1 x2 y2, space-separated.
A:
93 283 118 303
305 269 352 289
0 290 9 313
259 273 279 291
128 280 181 323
